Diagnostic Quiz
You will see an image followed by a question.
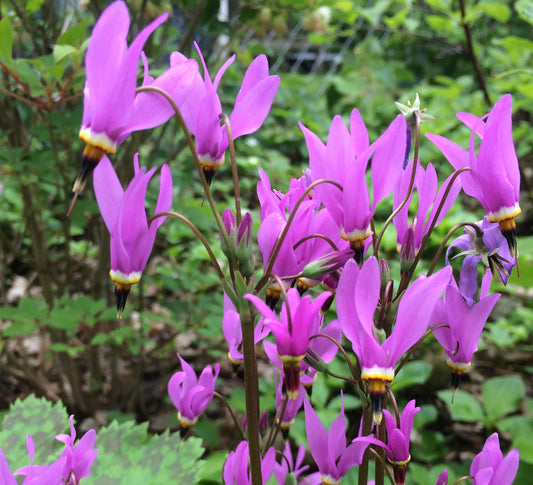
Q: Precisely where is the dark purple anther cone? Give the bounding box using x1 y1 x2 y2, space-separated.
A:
403 126 412 169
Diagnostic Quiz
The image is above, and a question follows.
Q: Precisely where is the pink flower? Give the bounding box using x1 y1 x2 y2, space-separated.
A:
337 257 451 423
274 442 321 485
426 94 521 255
245 289 331 398
223 441 275 485
304 396 378 484
380 400 420 485
168 354 219 427
431 273 500 391
55 415 99 484
300 110 407 262
393 160 461 263
176 43 279 184
93 154 173 318
470 433 519 485
75 1 197 193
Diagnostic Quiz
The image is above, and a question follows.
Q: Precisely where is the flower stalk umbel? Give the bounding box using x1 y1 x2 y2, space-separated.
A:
75 8 523 482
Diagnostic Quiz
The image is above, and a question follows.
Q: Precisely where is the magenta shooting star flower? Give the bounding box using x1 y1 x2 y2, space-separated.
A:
377 400 420 485
304 396 379 485
300 109 407 263
73 1 196 198
431 272 500 393
274 373 305 435
264 314 341 391
93 154 173 320
337 257 451 424
256 168 351 306
168 353 219 428
222 292 270 366
426 94 521 256
174 43 279 184
274 442 321 485
0 449 17 485
470 433 519 485
223 441 275 485
393 159 461 266
245 288 331 399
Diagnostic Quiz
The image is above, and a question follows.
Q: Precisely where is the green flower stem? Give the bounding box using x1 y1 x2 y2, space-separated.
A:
373 110 421 258
395 323 449 375
263 396 288 453
240 306 263 485
359 403 373 485
397 167 471 295
254 178 342 294
453 477 474 485
426 220 484 276
368 447 395 485
220 113 242 227
309 333 365 399
268 273 293 333
213 392 245 440
148 211 225 281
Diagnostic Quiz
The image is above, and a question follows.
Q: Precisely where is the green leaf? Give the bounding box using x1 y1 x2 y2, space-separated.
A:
0 17 13 65
516 0 533 24
57 20 89 48
425 14 456 34
482 375 525 423
197 450 228 483
53 44 77 63
90 420 205 484
392 360 433 391
0 395 68 471
48 305 79 330
498 415 533 464
471 1 511 23
437 389 484 422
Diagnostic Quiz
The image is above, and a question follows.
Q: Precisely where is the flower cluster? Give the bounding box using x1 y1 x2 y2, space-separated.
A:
71 2 524 484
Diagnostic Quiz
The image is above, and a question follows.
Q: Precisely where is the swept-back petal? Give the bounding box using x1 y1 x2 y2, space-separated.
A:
93 156 124 233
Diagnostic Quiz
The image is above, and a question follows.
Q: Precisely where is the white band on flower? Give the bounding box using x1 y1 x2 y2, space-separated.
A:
488 202 521 223
79 127 118 154
109 270 142 285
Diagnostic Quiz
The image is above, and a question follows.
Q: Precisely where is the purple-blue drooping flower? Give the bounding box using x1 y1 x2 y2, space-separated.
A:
168 353 219 428
93 154 173 319
446 217 515 306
